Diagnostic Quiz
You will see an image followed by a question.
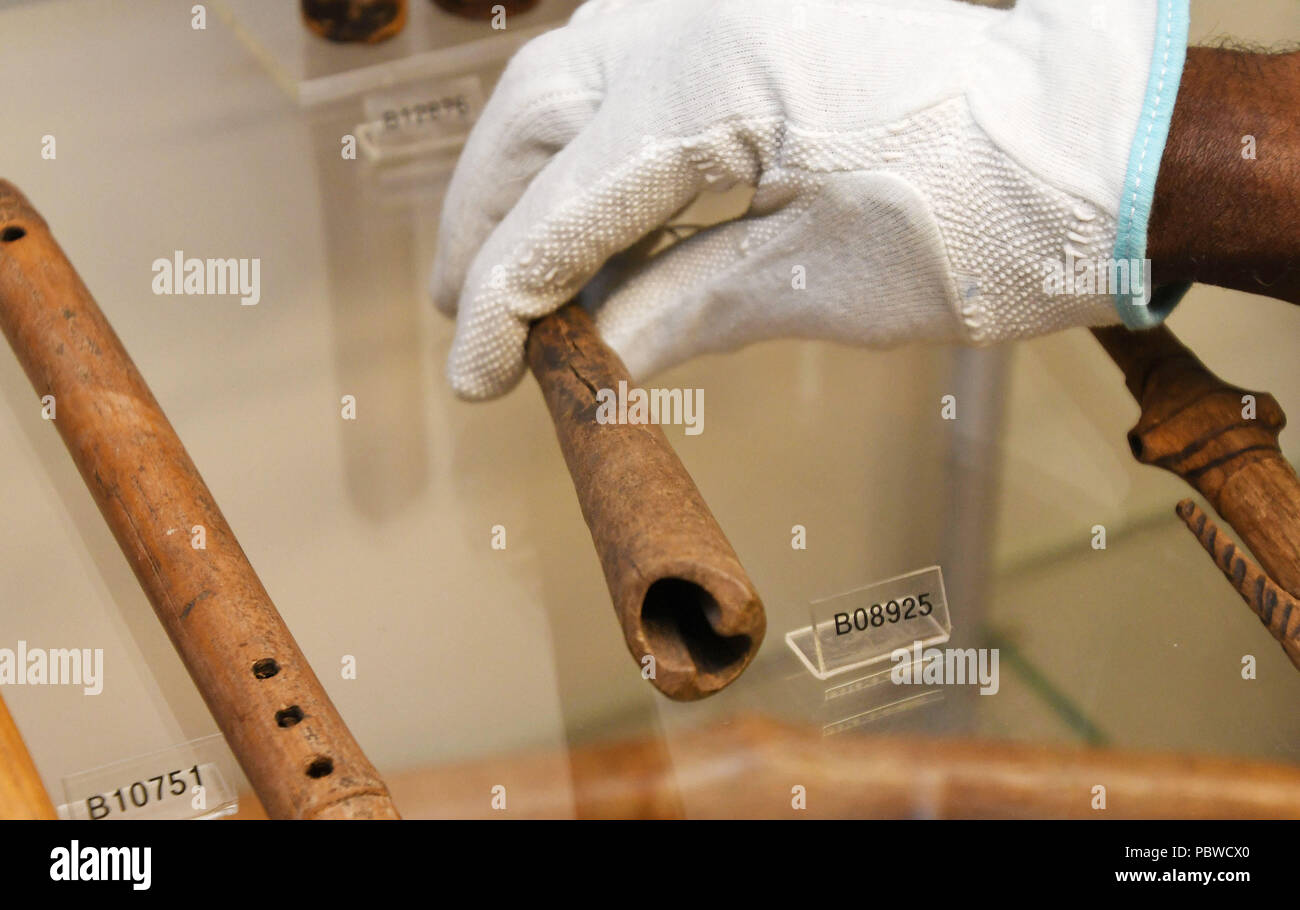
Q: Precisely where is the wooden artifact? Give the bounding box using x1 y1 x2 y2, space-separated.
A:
1176 499 1300 667
0 692 56 820
1093 324 1300 670
527 304 765 700
0 181 398 820
301 0 408 43
231 714 1300 819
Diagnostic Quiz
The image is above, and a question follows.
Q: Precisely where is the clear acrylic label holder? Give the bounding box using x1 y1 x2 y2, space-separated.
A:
58 733 240 820
786 565 952 681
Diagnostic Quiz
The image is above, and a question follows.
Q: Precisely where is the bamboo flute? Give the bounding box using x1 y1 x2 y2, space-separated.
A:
0 181 398 819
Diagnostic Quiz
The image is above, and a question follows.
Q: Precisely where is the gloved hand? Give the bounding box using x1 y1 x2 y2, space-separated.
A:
432 0 1190 400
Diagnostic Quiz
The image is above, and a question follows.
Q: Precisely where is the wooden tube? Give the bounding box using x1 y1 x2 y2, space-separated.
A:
526 304 765 700
0 182 398 820
0 692 56 820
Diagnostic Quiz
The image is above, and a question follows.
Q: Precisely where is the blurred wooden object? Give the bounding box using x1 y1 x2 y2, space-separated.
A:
0 692 56 820
434 0 539 19
301 0 408 43
231 715 1300 819
1094 324 1300 669
0 181 397 819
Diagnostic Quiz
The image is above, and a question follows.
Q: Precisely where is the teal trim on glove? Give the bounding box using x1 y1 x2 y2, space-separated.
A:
1113 0 1190 328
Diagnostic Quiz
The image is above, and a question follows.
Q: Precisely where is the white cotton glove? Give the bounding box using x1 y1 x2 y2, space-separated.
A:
432 0 1190 400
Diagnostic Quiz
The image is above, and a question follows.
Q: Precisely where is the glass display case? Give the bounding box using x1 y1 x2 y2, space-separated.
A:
1 0 1299 823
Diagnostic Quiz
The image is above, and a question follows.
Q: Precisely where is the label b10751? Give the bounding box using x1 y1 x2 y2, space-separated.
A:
84 765 206 819
59 733 238 820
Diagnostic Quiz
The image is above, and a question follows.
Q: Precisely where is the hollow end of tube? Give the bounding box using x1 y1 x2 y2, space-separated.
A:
630 575 765 701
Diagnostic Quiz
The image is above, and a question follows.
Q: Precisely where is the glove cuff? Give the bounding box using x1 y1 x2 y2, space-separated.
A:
1112 0 1190 329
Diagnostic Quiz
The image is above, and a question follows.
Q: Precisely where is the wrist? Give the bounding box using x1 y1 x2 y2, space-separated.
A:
1149 47 1300 303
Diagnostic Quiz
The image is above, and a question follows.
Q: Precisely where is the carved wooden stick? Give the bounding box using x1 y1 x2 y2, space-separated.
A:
0 692 56 820
0 181 398 819
527 304 765 700
1176 499 1300 668
1093 324 1300 614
